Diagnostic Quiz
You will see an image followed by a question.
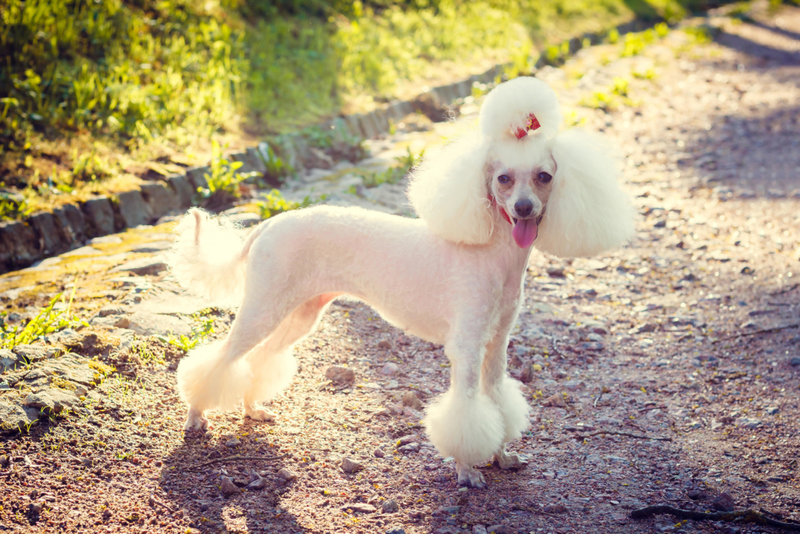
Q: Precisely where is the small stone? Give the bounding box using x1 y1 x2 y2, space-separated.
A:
738 417 761 429
326 365 355 383
687 488 707 500
374 448 386 458
220 476 238 497
765 406 780 415
377 340 392 350
0 455 8 467
386 528 406 534
712 491 735 512
12 345 59 364
486 524 515 533
401 391 423 410
382 499 399 513
397 442 420 453
543 393 566 408
341 503 376 513
436 505 460 515
23 388 79 413
225 437 241 447
543 503 568 514
277 468 297 482
341 457 363 474
789 357 800 367
247 476 267 490
380 362 400 376
519 362 534 383
110 257 167 276
473 526 488 534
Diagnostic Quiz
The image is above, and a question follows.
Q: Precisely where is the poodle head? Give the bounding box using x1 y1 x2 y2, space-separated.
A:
408 76 635 257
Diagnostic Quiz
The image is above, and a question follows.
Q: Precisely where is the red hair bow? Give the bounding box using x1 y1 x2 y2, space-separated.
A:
514 113 541 139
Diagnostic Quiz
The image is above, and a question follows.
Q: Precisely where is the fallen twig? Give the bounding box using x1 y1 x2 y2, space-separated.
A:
770 283 799 297
190 454 287 470
630 504 800 531
714 323 800 343
577 430 672 442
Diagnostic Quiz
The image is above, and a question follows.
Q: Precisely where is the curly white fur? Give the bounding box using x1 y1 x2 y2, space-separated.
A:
168 76 634 487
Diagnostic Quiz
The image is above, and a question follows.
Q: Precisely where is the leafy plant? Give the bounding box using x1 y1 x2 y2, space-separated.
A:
256 190 320 219
0 287 86 350
0 191 31 220
257 143 293 184
197 140 259 204
361 146 424 188
166 313 216 353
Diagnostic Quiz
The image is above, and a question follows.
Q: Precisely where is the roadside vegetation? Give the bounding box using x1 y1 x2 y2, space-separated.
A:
0 0 774 220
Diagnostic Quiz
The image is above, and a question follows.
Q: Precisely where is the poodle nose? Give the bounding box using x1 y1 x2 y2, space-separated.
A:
514 199 533 218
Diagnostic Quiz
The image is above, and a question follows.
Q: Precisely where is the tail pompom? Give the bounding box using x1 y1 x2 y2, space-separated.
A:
176 340 252 412
168 208 247 307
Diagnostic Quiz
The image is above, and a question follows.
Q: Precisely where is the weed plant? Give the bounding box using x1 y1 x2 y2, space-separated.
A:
0 288 87 350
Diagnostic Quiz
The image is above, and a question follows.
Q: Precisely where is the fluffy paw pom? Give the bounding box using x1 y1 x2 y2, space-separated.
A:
423 390 504 467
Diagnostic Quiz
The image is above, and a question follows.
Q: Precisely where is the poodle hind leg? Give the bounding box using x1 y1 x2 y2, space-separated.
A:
244 293 339 422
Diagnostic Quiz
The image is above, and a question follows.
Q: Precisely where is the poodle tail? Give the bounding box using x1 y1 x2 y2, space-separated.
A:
176 339 252 412
168 208 262 307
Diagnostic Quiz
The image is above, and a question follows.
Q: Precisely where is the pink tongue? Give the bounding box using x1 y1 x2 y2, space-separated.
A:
512 218 538 248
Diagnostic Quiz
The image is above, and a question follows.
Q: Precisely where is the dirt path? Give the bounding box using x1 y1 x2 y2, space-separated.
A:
1 5 799 534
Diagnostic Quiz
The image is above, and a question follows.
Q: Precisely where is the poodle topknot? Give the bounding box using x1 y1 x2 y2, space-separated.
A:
168 76 635 488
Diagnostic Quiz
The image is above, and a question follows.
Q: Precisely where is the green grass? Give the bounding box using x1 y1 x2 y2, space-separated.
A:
0 0 737 218
0 287 87 350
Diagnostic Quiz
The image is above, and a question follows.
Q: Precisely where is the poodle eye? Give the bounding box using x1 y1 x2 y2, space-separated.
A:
497 174 511 184
538 171 553 184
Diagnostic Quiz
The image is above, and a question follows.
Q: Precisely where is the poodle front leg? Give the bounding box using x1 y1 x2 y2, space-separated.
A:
423 335 504 488
482 327 530 471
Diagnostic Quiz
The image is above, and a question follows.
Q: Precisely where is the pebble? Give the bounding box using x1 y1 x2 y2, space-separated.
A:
374 448 386 458
326 365 356 383
220 476 239 497
397 442 420 453
278 468 297 482
790 357 800 366
543 393 566 407
401 391 423 410
519 361 534 383
225 437 241 447
341 457 363 474
341 503 376 513
543 503 568 514
486 524 515 533
377 340 393 350
247 476 267 490
473 526 488 534
386 528 405 534
382 499 399 513
712 491 735 512
380 362 400 376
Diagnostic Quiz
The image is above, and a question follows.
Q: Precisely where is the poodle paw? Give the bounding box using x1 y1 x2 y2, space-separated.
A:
184 407 208 432
493 449 527 470
244 405 276 422
456 462 487 488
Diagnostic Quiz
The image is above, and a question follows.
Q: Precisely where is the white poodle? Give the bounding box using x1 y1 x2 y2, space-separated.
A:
168 76 635 487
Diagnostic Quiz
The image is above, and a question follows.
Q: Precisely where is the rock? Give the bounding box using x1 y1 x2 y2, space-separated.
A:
543 503 568 514
140 181 180 218
543 393 566 407
341 457 363 474
0 455 8 467
0 401 38 432
385 528 406 534
326 366 355 384
124 312 192 336
519 361 534 383
23 388 80 413
82 197 117 237
220 476 239 497
486 524 515 533
382 499 399 513
738 417 761 429
473 526 488 534
28 211 70 256
435 505 460 515
789 357 800 366
0 349 21 373
0 219 42 272
397 442 420 453
167 175 194 208
225 437 241 447
712 491 735 512
402 391 423 410
341 503 376 513
226 212 261 228
374 448 386 458
277 468 297 482
765 406 779 415
36 355 98 386
12 345 59 364
110 257 167 276
115 190 153 228
377 340 392 350
247 476 267 490
380 362 400 376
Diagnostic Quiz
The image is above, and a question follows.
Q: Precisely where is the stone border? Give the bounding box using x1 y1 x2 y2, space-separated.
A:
0 18 657 275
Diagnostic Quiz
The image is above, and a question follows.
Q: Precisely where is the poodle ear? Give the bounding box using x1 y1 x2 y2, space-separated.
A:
535 130 636 258
407 133 495 245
